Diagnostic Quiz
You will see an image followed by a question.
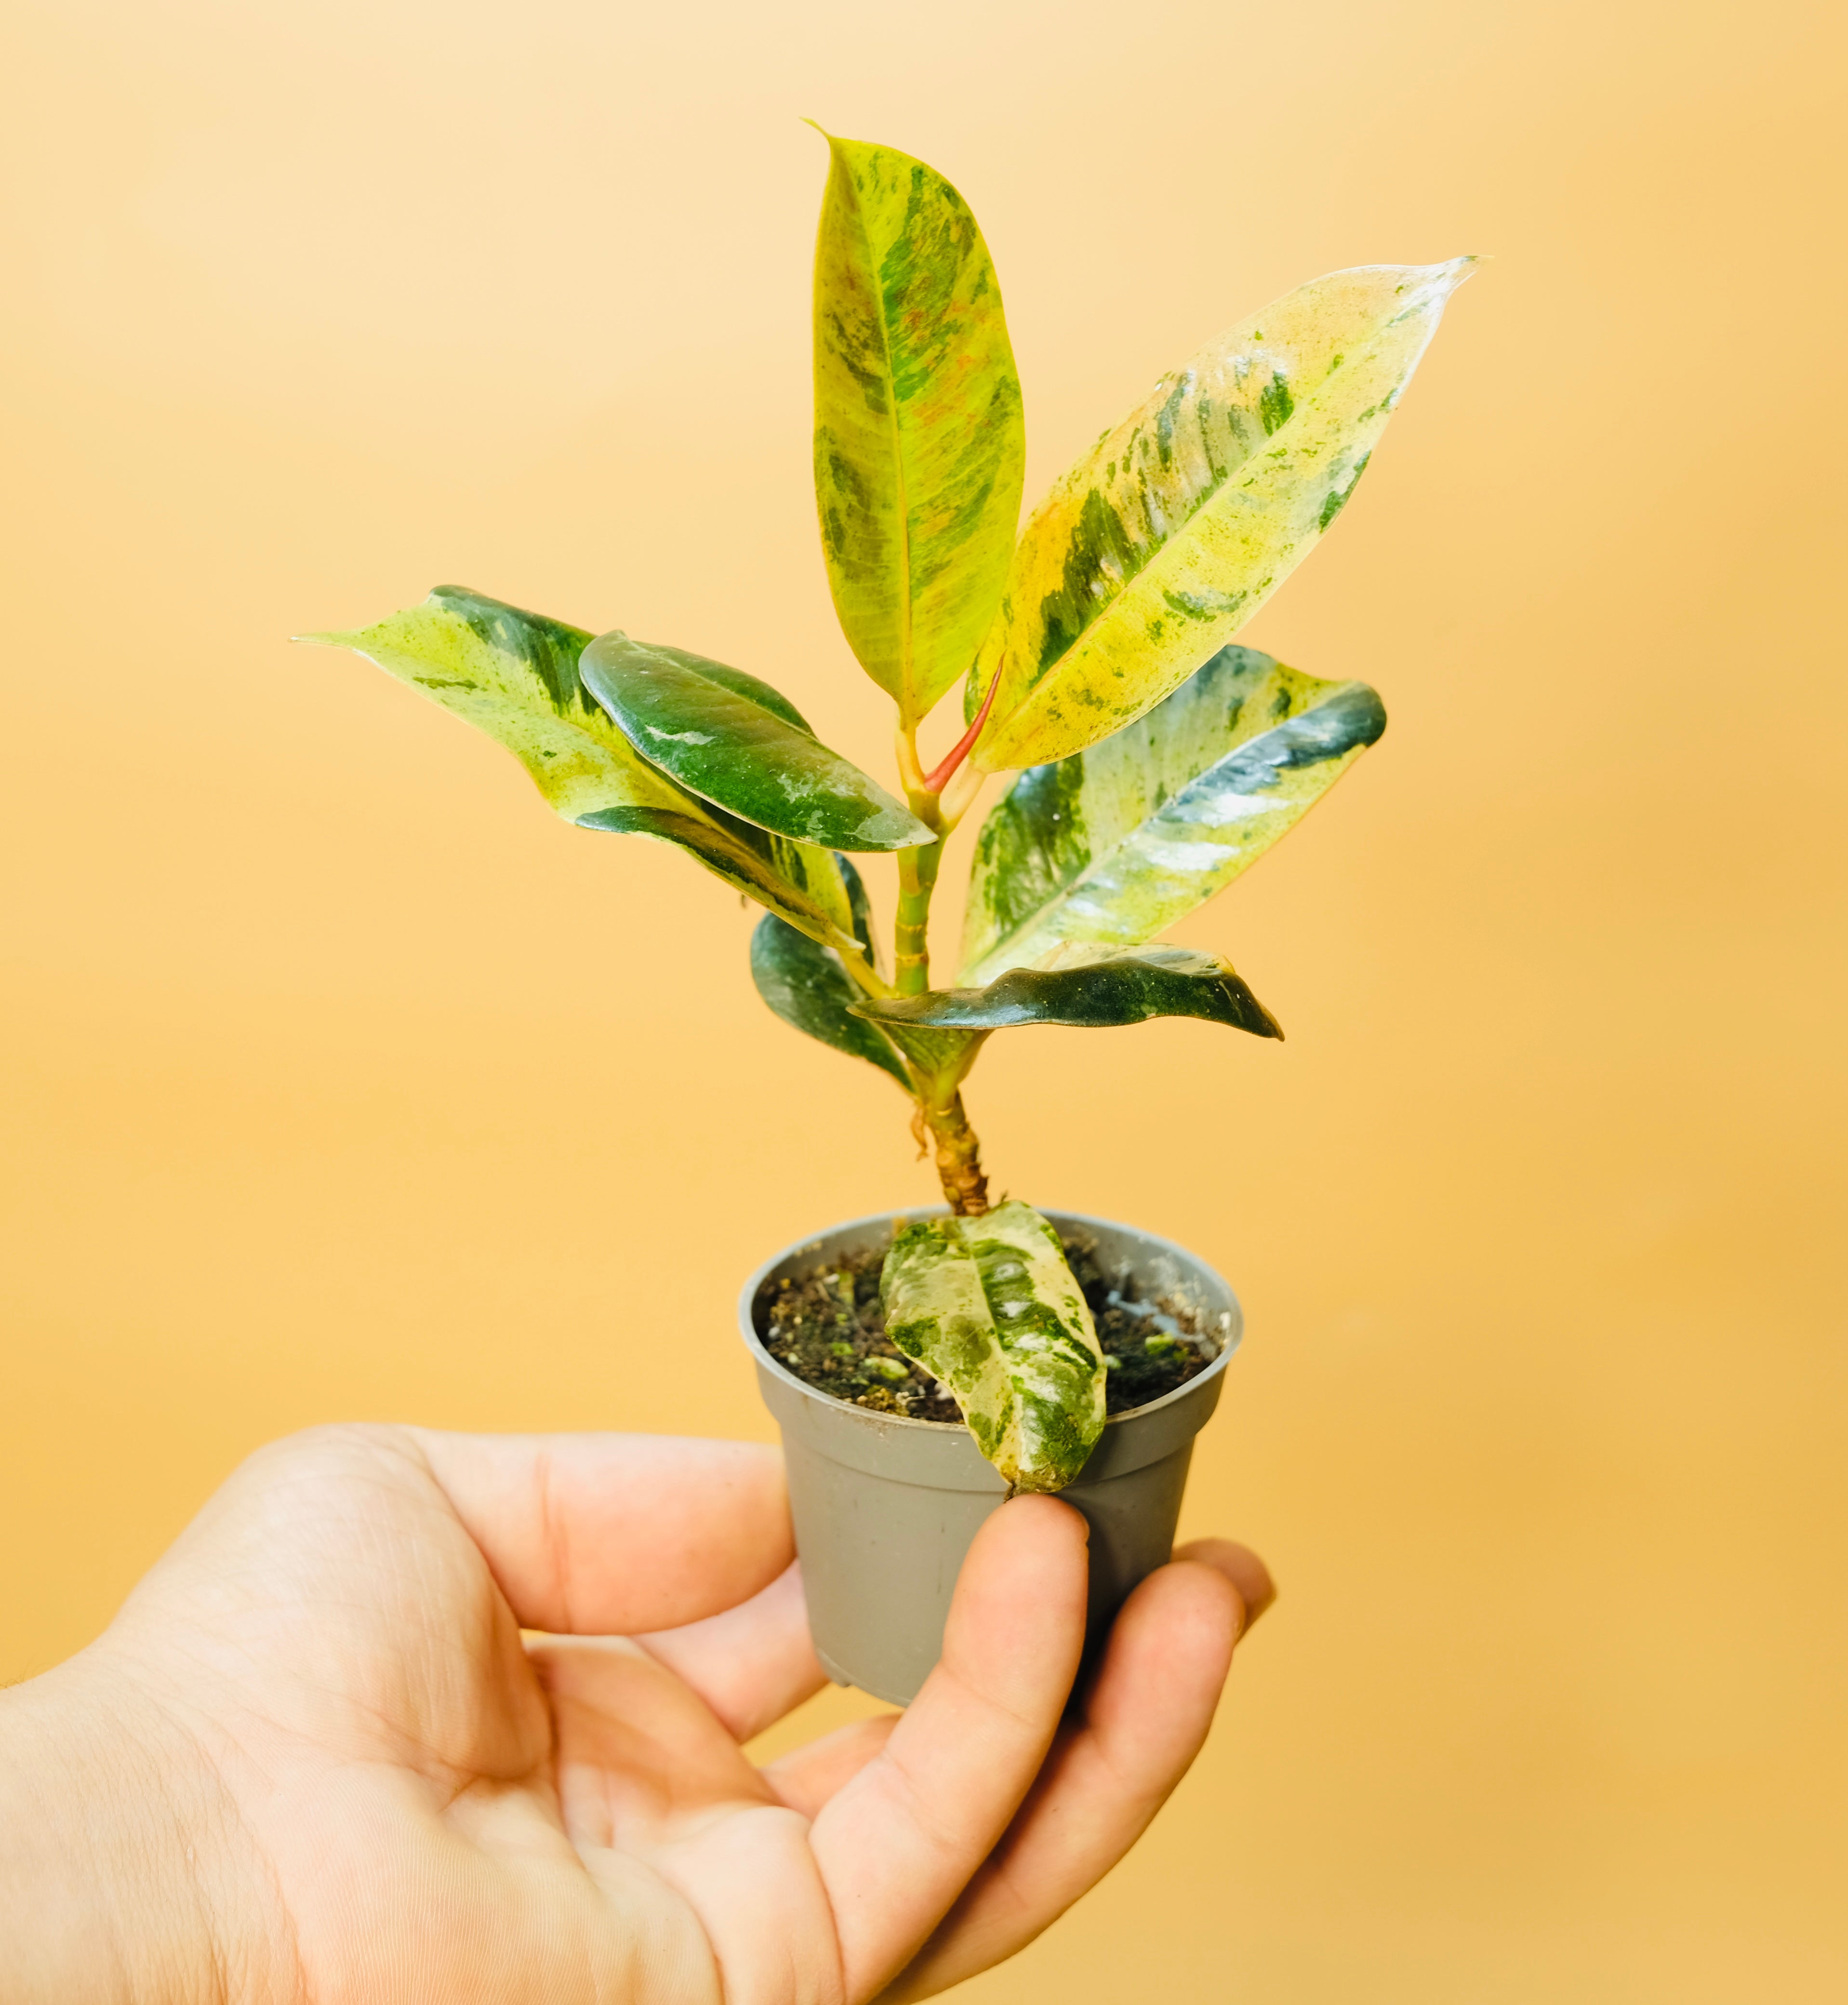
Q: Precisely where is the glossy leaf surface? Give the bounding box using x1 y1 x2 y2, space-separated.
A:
750 862 912 1088
853 944 1282 1038
580 631 933 852
960 644 1384 983
305 588 859 952
812 130 1025 724
968 260 1472 770
881 1200 1104 1492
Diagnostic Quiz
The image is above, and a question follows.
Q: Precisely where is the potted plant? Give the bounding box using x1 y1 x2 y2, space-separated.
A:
307 131 1469 1704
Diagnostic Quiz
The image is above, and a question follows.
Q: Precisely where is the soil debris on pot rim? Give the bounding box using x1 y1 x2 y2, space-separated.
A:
758 1230 1217 1424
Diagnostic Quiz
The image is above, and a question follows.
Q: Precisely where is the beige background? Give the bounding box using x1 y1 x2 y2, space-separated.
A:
3 0 1845 1996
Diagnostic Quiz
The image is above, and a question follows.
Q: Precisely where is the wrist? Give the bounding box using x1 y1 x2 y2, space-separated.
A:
0 1650 286 2005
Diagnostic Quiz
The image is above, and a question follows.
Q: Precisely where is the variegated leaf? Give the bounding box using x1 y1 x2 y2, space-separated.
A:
960 644 1383 983
812 129 1026 725
968 260 1473 770
303 587 859 953
750 860 912 1088
881 1199 1104 1492
854 943 1281 1039
581 631 933 853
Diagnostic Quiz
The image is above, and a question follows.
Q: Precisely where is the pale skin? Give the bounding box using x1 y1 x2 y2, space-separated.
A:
0 1427 1273 2004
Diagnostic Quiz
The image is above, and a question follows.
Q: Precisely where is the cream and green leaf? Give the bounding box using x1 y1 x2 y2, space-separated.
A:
881 1200 1105 1492
812 129 1026 726
961 643 1384 983
581 632 933 852
303 587 861 955
853 943 1281 1039
966 260 1473 771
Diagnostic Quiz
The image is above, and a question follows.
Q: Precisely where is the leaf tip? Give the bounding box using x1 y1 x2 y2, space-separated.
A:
889 814 941 852
1427 254 1482 296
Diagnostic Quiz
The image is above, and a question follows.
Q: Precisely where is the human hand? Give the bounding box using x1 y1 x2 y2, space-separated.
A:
0 1425 1271 2003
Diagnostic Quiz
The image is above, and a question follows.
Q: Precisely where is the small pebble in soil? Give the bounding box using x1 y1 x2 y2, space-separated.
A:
758 1232 1216 1423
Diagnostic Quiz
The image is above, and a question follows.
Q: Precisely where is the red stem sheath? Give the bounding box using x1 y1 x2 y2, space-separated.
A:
921 668 1001 796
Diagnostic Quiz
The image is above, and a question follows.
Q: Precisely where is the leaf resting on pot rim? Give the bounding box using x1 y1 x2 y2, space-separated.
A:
881 1200 1104 1493
811 130 1026 725
851 944 1282 1038
580 630 934 853
961 644 1384 984
301 587 861 954
751 860 912 1088
966 260 1472 771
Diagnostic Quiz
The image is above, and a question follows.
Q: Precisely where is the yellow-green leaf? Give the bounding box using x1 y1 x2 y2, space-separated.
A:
811 129 1026 725
303 586 859 954
968 260 1473 771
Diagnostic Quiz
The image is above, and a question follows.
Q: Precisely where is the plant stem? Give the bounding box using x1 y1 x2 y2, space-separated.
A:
893 763 986 996
894 725 929 798
890 711 993 1209
834 940 892 1000
920 1090 990 1215
893 833 943 995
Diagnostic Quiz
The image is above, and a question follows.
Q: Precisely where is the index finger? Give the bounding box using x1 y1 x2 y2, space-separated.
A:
407 1428 792 1636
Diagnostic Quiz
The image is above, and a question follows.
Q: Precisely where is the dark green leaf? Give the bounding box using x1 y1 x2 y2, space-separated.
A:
852 945 1283 1038
633 646 815 733
751 861 911 1088
581 631 934 853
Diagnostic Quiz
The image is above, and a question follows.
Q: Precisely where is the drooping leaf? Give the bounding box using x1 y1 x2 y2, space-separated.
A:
580 631 933 853
303 587 859 952
960 644 1384 984
852 944 1282 1039
811 129 1026 725
751 860 912 1088
967 260 1473 770
881 1200 1104 1492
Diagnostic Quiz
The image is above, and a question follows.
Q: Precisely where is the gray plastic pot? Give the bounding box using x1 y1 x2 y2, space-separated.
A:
738 1206 1240 1706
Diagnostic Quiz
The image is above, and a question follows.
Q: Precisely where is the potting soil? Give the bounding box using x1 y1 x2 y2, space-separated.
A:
758 1232 1214 1424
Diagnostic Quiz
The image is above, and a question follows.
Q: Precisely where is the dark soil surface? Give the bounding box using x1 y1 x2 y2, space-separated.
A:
758 1231 1216 1423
